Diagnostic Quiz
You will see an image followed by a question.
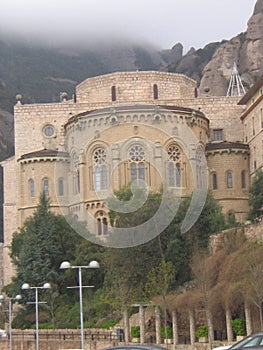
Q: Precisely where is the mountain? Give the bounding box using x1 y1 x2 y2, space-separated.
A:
0 0 263 239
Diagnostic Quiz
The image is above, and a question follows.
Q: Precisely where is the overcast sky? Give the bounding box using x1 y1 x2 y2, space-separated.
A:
0 0 256 51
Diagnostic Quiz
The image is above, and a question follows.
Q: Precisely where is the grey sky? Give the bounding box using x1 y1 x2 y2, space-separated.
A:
0 0 256 51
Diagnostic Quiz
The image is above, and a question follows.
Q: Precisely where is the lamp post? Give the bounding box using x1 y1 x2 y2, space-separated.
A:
60 260 100 350
0 294 22 350
21 283 51 350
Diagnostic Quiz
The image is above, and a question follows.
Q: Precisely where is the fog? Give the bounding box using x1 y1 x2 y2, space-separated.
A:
0 0 255 51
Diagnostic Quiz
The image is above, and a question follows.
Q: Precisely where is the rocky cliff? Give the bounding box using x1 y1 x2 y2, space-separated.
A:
198 0 263 95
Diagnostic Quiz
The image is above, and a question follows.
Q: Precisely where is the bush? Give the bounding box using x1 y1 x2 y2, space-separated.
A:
195 325 208 338
130 326 140 338
231 319 246 336
97 320 118 329
160 326 173 339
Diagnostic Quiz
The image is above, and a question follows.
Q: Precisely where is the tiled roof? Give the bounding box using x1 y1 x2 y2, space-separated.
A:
206 141 249 151
19 149 69 160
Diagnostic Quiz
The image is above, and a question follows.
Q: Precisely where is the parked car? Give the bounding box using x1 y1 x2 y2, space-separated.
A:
213 333 263 350
103 346 168 350
229 333 263 350
0 330 7 338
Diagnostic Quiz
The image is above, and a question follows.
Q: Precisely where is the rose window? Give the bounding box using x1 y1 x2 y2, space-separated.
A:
167 144 181 162
93 148 107 165
129 144 145 162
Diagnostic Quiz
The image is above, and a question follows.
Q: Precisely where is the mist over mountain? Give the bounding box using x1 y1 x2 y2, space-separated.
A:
0 0 263 170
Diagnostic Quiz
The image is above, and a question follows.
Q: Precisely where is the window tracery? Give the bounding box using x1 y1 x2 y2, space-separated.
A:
128 144 146 183
166 143 182 187
93 147 108 190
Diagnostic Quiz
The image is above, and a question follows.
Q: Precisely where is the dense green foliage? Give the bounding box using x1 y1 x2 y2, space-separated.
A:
4 189 229 329
248 170 263 222
231 319 246 336
195 325 208 338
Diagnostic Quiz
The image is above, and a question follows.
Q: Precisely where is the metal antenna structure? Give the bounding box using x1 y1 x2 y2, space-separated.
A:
226 62 246 97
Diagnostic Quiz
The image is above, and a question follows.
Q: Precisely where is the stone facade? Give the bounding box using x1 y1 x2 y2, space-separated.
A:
239 75 263 176
0 70 262 286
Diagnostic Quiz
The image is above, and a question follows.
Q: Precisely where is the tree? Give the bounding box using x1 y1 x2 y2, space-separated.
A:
145 259 176 339
248 170 263 222
5 192 85 327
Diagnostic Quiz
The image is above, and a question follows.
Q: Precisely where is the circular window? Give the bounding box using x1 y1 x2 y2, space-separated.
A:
43 125 55 137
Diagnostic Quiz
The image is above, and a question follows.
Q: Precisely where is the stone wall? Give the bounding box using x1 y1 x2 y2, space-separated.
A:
210 221 263 253
0 329 229 350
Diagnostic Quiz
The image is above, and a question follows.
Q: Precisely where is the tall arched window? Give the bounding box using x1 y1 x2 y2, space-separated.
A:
93 148 108 191
167 143 182 187
29 179 35 197
58 178 64 196
241 170 246 189
226 171 233 188
153 84 158 100
96 212 109 235
111 86 116 101
128 144 146 185
212 173 218 190
43 178 49 196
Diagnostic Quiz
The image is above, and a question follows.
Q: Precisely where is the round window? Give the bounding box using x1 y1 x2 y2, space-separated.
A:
43 125 55 137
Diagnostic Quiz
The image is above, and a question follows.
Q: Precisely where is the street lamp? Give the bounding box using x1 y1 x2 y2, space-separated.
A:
60 260 100 350
21 283 51 350
0 294 22 350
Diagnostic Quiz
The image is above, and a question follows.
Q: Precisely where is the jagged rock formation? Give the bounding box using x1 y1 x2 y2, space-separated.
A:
0 0 263 161
199 0 263 95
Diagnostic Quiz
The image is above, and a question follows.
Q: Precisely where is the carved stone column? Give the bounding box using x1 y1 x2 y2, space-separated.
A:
139 305 145 344
226 308 234 342
172 309 179 345
245 301 253 335
123 307 130 342
155 306 161 344
189 308 196 345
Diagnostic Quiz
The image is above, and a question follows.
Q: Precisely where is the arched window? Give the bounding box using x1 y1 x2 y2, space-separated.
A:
153 84 158 100
226 171 233 188
93 148 108 191
29 179 35 197
97 218 102 235
111 86 116 101
103 217 108 235
58 178 64 196
96 212 109 235
212 173 218 190
167 143 182 187
241 170 246 189
128 144 146 185
43 178 49 196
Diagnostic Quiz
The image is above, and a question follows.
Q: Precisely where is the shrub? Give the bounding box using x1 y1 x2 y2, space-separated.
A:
160 326 173 339
195 325 208 338
97 320 118 329
231 319 246 336
130 326 140 338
